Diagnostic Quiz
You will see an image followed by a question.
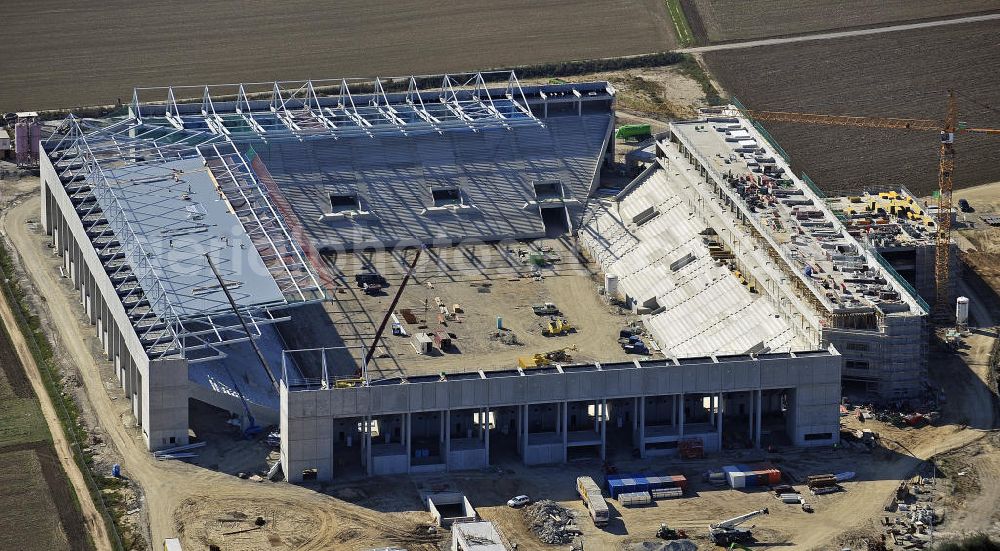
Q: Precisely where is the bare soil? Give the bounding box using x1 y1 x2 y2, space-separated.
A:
686 0 999 42
316 240 644 381
0 0 675 112
703 19 1000 196
527 65 707 121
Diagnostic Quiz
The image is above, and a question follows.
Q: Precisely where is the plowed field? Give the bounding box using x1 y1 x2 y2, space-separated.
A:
703 19 1000 196
685 0 999 43
0 0 674 111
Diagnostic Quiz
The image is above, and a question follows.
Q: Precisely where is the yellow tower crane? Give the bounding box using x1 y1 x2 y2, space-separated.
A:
743 91 1000 321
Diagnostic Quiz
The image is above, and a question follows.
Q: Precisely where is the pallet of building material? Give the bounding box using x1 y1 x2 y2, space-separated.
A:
806 474 838 488
779 493 802 504
651 487 684 500
618 491 652 507
811 485 842 496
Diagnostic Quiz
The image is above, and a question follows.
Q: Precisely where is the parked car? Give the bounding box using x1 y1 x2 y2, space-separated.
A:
958 198 973 213
507 495 531 508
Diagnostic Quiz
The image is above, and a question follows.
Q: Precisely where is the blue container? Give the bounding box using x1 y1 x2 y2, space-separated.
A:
111 464 121 478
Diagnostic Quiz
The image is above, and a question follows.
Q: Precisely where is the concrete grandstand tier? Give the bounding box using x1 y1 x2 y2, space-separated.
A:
586 107 929 398
129 73 617 250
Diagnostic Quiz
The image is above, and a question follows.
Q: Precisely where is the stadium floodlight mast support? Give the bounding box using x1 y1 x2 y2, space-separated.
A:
131 71 541 142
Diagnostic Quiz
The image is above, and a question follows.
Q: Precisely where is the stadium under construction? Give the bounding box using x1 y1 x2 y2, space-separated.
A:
36 72 932 482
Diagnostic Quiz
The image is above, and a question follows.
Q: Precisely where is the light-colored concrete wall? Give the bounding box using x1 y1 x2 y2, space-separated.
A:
282 350 841 481
41 153 190 450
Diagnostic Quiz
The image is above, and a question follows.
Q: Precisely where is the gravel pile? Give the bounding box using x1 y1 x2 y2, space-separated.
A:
522 500 580 544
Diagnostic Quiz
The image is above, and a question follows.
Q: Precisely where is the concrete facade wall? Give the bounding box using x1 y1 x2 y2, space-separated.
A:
40 153 190 450
281 351 841 481
824 312 928 399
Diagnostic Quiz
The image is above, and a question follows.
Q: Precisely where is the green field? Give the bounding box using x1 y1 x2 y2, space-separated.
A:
665 0 695 46
0 319 92 551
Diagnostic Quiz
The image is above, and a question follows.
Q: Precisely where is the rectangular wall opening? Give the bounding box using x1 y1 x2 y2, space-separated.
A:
431 187 463 208
329 192 362 214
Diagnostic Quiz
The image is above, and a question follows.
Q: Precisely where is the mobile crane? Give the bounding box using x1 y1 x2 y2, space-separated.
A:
708 508 769 545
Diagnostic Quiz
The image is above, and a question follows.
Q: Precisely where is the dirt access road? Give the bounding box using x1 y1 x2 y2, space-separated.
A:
4 176 997 549
1 186 443 550
0 202 113 550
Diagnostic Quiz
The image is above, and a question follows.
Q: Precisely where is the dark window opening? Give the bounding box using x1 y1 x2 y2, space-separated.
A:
329 193 360 213
845 360 870 370
804 432 833 441
431 188 462 207
533 181 561 199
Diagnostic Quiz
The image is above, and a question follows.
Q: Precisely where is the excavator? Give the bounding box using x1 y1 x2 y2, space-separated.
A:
708 508 769 545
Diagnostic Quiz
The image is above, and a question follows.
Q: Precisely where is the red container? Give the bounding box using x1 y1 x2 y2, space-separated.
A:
671 475 688 490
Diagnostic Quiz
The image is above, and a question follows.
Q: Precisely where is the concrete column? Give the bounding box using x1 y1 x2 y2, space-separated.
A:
516 405 522 454
439 410 445 444
671 395 676 427
561 402 568 463
405 413 412 471
599 399 607 461
638 396 646 459
711 395 716 426
593 401 599 432
717 392 724 448
444 410 451 468
632 398 639 431
522 405 529 456
747 391 754 444
484 408 490 466
755 389 763 449
678 394 685 438
365 417 373 476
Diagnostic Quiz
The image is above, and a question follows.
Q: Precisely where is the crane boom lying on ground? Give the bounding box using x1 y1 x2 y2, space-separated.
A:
745 91 1000 321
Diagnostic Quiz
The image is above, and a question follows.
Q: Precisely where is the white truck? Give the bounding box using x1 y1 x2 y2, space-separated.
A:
576 476 609 527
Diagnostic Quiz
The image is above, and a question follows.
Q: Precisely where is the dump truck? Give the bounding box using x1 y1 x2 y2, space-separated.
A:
576 476 609 527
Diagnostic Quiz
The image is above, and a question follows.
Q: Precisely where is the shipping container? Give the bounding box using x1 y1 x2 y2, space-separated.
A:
607 473 686 498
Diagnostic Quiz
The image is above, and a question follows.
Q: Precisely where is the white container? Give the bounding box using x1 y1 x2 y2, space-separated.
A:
604 273 619 298
956 296 970 327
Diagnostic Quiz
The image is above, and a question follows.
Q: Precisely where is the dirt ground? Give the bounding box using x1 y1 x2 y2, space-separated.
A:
0 174 457 551
0 173 109 551
314 240 644 381
684 0 999 43
5 166 998 550
0 0 675 111
703 19 1000 196
954 182 1000 309
528 65 707 121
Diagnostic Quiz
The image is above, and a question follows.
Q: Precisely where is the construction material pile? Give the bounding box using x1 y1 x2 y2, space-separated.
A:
523 500 580 544
626 541 696 551
487 329 521 346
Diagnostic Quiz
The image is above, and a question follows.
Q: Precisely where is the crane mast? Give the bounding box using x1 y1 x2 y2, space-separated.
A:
934 91 957 321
